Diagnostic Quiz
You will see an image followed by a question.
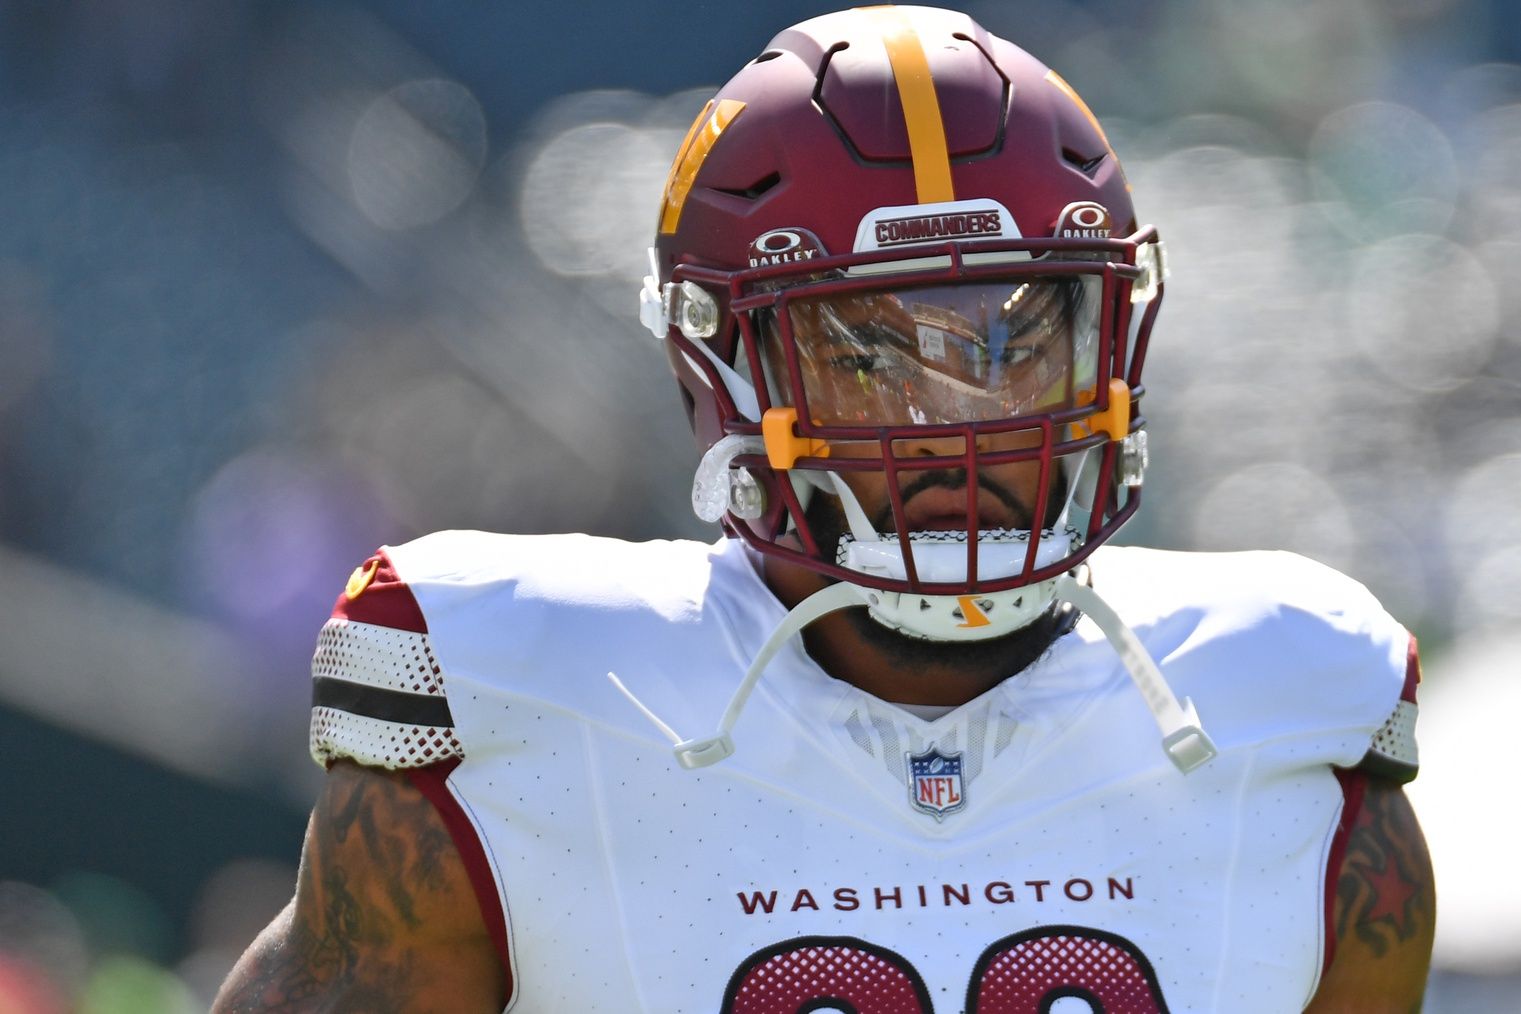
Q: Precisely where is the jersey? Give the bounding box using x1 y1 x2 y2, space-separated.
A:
309 532 1419 1013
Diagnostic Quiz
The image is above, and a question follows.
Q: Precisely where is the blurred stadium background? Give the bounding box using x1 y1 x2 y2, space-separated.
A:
0 0 1517 1009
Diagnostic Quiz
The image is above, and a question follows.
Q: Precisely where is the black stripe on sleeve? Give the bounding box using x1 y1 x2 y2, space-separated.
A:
312 676 455 728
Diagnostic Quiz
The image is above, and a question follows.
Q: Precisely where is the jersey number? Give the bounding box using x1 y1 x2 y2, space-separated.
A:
722 925 1169 1013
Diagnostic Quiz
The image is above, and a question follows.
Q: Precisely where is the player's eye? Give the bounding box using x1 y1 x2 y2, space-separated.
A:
828 352 885 374
1001 335 1053 367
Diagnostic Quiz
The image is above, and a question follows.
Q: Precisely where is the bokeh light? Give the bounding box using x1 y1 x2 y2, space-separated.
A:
348 78 488 230
1 2 1518 1008
1310 102 1460 240
1346 234 1498 392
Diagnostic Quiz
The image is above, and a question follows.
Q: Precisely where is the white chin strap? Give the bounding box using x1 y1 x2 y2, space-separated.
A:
609 581 862 769
610 458 1213 774
1053 575 1217 773
822 471 1071 641
839 531 1072 641
609 564 1216 777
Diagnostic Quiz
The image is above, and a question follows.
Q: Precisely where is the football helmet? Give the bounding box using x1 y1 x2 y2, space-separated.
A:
640 5 1166 643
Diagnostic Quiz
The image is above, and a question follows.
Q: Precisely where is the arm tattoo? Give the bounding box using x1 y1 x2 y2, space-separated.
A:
214 762 493 1012
1333 779 1434 958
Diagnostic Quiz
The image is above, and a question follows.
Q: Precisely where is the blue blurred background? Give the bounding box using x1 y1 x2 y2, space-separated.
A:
1 1 1518 1009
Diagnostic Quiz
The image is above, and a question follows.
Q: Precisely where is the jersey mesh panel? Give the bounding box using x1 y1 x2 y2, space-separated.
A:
994 710 1017 756
310 707 464 768
1368 700 1418 767
313 619 444 694
308 618 462 768
844 710 875 756
845 700 1010 795
870 711 908 783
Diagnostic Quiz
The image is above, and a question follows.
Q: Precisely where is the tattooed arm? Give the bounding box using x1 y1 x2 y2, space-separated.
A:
1305 777 1435 1014
212 760 505 1013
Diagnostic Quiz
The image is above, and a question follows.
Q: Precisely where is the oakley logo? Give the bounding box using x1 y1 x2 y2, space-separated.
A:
748 227 827 267
1055 201 1113 239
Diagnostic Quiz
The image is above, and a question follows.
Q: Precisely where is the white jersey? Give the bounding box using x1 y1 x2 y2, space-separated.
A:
310 533 1417 1013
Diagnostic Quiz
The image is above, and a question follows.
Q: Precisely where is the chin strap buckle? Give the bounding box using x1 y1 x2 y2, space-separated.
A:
1055 574 1218 775
672 734 735 770
1161 701 1218 773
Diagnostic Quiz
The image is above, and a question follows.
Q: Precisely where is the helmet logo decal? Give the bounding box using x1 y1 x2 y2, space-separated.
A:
747 227 829 267
908 747 966 821
853 198 1021 253
658 98 747 235
1054 201 1114 239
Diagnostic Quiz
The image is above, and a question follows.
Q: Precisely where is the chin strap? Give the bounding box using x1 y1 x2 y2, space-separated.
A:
608 581 863 769
1053 574 1217 773
610 569 1217 775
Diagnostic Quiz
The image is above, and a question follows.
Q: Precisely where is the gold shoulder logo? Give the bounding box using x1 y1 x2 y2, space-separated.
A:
345 559 380 600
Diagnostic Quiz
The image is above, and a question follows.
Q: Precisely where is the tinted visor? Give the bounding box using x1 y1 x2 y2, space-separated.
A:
766 277 1101 426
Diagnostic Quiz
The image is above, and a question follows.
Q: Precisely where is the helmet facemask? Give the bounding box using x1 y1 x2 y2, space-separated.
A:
670 232 1163 643
619 8 1216 773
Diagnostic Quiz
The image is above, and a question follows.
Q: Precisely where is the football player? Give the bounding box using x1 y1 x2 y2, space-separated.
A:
216 7 1433 1012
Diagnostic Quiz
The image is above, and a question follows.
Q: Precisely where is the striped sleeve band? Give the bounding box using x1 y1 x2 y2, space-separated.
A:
309 617 464 769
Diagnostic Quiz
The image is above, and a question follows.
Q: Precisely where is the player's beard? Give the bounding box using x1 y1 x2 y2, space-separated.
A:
801 469 1075 680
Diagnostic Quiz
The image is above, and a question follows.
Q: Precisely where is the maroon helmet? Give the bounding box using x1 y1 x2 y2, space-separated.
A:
639 5 1166 642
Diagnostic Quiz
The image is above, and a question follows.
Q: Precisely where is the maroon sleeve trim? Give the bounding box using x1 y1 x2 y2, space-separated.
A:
331 548 429 633
1323 766 1368 977
407 759 514 998
1401 634 1421 704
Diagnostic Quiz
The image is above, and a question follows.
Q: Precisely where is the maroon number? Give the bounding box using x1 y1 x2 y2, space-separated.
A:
966 925 1169 1013
722 935 933 1014
723 927 1170 1013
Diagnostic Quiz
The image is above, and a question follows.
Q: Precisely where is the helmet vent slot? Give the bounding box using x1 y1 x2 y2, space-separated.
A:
711 171 781 200
1062 147 1107 178
753 50 783 64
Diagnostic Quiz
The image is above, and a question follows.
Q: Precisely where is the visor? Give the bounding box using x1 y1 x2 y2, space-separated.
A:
764 277 1101 427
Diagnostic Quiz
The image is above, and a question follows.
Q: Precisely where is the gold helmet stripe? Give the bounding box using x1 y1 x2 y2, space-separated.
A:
659 98 747 234
863 6 956 204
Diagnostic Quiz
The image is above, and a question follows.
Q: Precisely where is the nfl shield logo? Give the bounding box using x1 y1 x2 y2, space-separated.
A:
908 747 966 821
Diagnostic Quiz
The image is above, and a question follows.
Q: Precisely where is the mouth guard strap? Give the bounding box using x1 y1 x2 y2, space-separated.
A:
609 581 863 769
1054 574 1217 773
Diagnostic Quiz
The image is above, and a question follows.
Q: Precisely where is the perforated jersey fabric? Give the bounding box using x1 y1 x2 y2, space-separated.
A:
314 618 446 696
308 618 463 768
1368 699 1419 774
310 704 463 769
306 532 1417 1013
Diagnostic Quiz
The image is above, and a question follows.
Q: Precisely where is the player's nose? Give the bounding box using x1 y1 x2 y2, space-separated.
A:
892 430 990 460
